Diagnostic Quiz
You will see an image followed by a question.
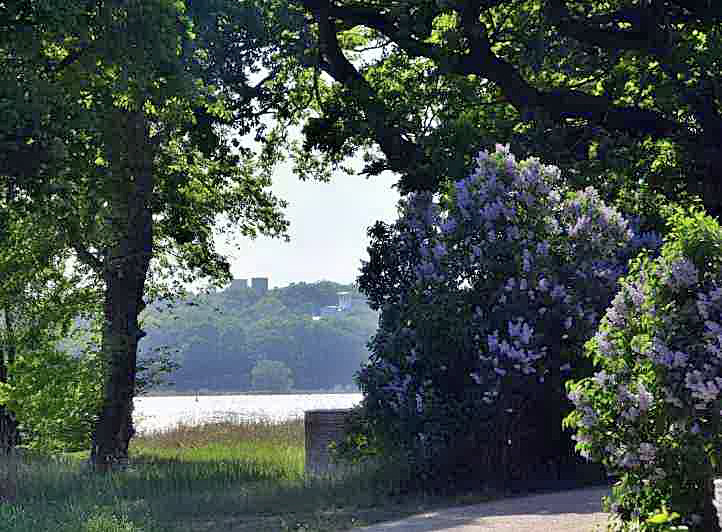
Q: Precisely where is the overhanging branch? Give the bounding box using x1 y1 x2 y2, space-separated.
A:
73 244 103 272
300 0 439 192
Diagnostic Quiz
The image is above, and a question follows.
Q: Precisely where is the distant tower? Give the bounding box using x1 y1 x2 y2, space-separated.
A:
337 291 352 311
228 278 248 291
251 277 269 295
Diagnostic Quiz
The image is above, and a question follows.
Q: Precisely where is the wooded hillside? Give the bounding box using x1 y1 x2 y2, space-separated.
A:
139 281 378 393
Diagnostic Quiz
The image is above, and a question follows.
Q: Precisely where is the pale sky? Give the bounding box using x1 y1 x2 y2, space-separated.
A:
215 157 401 289
211 59 403 290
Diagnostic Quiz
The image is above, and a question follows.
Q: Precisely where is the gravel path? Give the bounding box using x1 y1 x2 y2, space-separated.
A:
355 486 611 531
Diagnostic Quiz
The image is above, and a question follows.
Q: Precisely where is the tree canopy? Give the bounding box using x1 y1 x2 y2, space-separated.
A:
0 0 290 468
230 0 722 218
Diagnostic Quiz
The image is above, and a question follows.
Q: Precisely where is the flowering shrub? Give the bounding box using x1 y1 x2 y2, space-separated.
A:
353 144 661 488
564 205 722 531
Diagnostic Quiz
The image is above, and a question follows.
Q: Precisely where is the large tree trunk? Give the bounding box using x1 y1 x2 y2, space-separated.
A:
0 309 20 454
1 178 21 454
90 109 155 472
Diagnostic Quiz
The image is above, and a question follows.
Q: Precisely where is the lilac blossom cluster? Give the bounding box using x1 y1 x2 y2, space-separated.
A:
365 144 661 430
565 220 722 528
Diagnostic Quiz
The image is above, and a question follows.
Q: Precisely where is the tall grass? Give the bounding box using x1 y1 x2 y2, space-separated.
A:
0 419 494 532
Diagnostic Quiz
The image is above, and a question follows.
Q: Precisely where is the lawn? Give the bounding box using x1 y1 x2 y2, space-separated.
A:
0 420 497 532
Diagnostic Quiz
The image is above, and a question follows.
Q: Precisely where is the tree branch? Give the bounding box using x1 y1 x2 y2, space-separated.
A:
668 0 722 22
326 4 443 62
300 0 439 192
319 1 684 143
74 244 103 272
544 1 722 141
50 42 91 75
545 0 666 52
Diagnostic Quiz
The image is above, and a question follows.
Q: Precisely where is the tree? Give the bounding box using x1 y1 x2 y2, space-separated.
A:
0 180 100 453
251 359 293 392
235 1 722 219
1 0 289 470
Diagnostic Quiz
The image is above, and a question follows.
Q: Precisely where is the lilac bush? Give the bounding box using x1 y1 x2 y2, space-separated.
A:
565 206 722 531
354 144 661 487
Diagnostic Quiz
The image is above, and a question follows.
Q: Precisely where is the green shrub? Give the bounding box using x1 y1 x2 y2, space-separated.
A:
564 205 722 531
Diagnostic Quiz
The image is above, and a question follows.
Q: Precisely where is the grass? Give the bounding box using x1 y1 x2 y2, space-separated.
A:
0 420 498 532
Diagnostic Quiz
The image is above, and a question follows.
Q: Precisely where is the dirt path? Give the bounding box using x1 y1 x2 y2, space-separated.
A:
354 486 610 531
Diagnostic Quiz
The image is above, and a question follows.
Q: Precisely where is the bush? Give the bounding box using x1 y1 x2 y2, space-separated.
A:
564 205 722 531
351 144 662 490
0 347 103 453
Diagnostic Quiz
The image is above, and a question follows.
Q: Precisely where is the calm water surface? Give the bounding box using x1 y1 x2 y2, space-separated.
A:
133 393 363 434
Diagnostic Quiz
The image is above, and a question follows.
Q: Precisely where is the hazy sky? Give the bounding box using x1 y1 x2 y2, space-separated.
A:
208 62 403 290
215 158 401 289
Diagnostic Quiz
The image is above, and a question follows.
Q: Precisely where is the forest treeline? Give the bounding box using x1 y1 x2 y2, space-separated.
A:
139 281 378 393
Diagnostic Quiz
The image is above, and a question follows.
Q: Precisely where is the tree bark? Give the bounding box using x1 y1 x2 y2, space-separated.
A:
0 308 20 454
1 179 21 454
90 108 155 472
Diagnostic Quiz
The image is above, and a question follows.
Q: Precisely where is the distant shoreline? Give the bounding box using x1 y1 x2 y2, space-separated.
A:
140 389 362 397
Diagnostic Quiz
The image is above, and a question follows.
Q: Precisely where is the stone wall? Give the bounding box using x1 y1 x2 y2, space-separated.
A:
304 409 351 477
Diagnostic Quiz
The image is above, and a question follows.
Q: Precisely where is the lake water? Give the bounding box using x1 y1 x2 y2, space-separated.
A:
133 393 363 434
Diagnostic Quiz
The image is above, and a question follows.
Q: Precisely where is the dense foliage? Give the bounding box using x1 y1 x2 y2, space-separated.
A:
565 206 722 531
251 359 294 392
1 0 290 466
137 281 377 392
249 0 722 219
351 145 662 489
0 186 101 452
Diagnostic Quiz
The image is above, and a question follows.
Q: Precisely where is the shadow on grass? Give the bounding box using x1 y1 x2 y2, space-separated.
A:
5 418 533 532
5 448 505 532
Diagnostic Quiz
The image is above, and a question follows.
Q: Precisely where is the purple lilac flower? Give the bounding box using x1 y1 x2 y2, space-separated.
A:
415 261 435 281
685 371 722 405
551 284 566 300
618 452 640 469
536 240 550 256
630 230 663 252
607 293 627 326
661 257 699 289
440 217 457 234
567 388 583 405
637 383 653 412
487 331 500 351
522 249 532 272
627 283 645 307
592 370 613 386
638 443 656 463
